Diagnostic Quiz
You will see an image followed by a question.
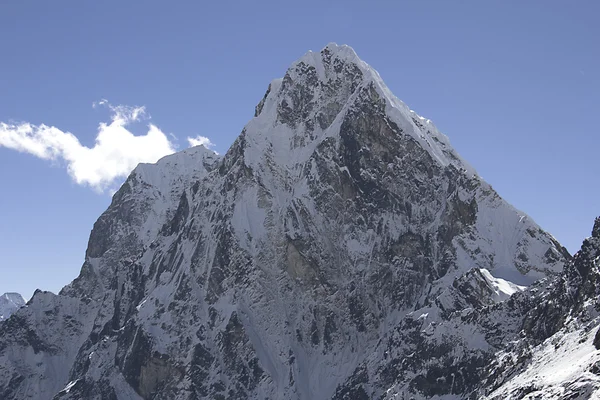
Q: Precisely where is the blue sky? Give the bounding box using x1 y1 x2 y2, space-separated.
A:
0 1 598 298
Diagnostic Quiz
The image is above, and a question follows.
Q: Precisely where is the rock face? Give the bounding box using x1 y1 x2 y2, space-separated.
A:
0 293 25 321
0 43 590 399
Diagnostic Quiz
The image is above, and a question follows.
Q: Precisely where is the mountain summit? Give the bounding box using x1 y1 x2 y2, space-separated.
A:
0 292 25 321
0 44 587 400
247 43 474 178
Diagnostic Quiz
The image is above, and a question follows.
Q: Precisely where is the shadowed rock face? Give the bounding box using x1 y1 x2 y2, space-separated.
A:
0 44 579 400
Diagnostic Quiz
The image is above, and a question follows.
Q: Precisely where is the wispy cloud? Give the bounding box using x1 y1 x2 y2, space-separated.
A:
187 135 214 148
0 101 193 192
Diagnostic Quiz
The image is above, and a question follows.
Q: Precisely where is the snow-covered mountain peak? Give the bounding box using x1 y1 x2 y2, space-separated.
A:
0 292 26 321
0 45 581 400
133 144 219 190
1 292 25 304
246 43 476 177
295 43 364 79
226 44 567 288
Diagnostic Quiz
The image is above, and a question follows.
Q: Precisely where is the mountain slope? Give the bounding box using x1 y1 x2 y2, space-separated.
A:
482 218 600 399
0 43 573 400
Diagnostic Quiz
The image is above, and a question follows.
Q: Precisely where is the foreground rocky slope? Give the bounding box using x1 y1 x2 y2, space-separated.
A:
481 218 600 399
368 218 600 399
0 44 587 399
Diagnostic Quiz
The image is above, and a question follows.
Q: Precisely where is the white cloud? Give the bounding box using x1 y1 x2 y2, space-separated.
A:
187 135 214 148
0 101 179 192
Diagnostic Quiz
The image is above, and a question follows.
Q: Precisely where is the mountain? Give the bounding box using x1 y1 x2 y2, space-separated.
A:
372 217 600 400
0 43 585 400
0 293 25 321
481 218 600 399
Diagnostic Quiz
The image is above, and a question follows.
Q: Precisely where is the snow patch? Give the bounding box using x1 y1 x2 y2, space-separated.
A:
479 268 526 301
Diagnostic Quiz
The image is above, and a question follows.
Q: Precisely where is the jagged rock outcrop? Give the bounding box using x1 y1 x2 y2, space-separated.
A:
0 44 583 400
